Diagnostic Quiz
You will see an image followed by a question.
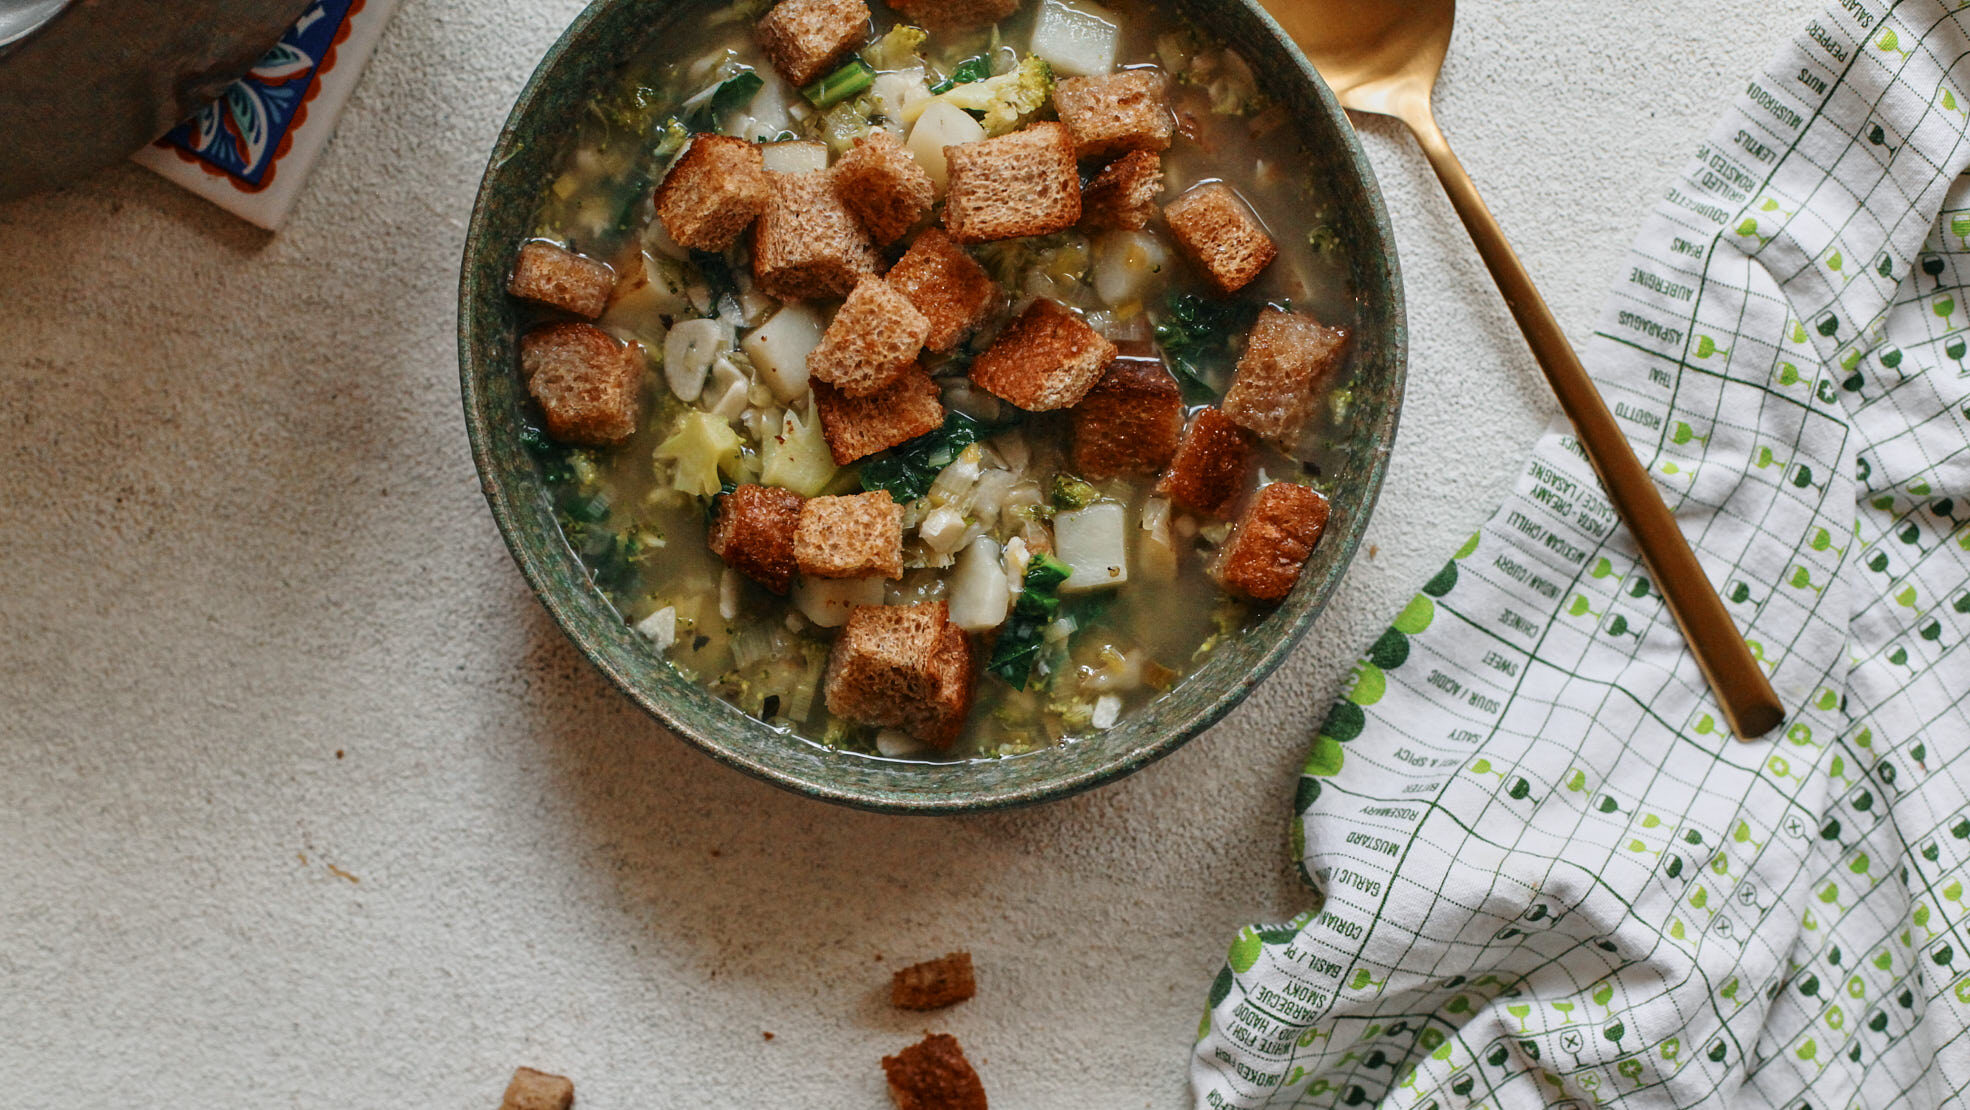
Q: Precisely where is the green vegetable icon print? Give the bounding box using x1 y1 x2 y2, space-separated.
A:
1228 928 1261 973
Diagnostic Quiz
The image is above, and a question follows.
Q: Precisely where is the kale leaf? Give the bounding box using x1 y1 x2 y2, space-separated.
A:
1151 292 1260 403
986 553 1074 690
859 411 1006 503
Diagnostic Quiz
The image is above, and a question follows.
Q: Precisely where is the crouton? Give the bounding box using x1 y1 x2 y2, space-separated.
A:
508 240 615 319
1078 150 1163 231
500 1067 574 1110
1053 70 1174 160
908 621 974 747
708 484 806 594
970 298 1116 411
655 135 770 252
1156 407 1253 518
1163 182 1277 295
813 366 946 463
892 951 977 1010
1213 482 1330 601
1069 355 1184 479
808 276 931 397
796 490 904 579
1222 308 1350 446
834 130 936 246
520 323 643 446
882 1033 988 1110
887 0 1017 31
886 228 998 351
753 170 884 301
756 0 870 87
824 600 948 728
942 123 1081 244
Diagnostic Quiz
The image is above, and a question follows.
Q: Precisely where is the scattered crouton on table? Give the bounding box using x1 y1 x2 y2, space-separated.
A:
1156 407 1253 519
708 484 806 594
970 297 1116 411
508 241 614 319
892 951 977 1010
808 275 931 398
1069 355 1184 479
882 1032 988 1110
499 1067 574 1110
1222 307 1351 446
813 365 946 464
1078 149 1163 232
887 0 1017 31
942 122 1081 244
1163 181 1277 295
520 322 642 446
753 169 884 301
1213 482 1330 601
885 228 998 352
756 0 870 87
834 130 937 246
796 491 905 579
1053 70 1174 160
655 134 770 252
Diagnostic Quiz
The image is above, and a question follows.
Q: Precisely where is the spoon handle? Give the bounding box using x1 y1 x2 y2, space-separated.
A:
1402 109 1785 741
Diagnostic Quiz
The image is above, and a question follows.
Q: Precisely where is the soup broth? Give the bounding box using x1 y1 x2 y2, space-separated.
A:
512 0 1357 761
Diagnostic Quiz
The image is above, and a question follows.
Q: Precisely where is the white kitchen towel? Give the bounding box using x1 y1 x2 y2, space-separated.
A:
132 0 400 229
1193 1 1970 1106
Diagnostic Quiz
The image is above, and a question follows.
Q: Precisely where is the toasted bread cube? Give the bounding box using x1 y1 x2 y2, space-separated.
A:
753 170 885 301
508 241 615 319
834 130 936 245
908 622 974 747
1079 150 1163 232
943 123 1081 244
500 1067 574 1110
882 1033 988 1110
887 0 1017 30
1164 183 1276 295
825 600 948 727
808 276 931 397
797 490 904 579
971 298 1116 411
756 0 870 87
1222 308 1350 446
708 484 806 594
1213 482 1329 601
1156 407 1252 519
1069 355 1183 479
887 228 998 351
655 135 771 252
813 366 946 463
521 323 642 446
1053 70 1173 160
893 951 977 1010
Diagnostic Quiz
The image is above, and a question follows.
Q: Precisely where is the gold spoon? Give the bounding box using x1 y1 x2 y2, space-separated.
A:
1264 0 1785 740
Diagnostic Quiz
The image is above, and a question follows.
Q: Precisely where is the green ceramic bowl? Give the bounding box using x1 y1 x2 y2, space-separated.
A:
459 0 1405 814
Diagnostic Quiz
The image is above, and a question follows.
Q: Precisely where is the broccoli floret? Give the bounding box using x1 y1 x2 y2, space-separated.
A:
1051 474 1098 510
862 24 929 70
654 410 744 497
928 54 1053 136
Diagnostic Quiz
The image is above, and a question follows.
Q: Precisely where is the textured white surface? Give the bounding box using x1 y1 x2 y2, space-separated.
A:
0 1 1811 1106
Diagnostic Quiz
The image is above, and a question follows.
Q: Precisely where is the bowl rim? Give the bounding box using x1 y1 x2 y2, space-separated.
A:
458 0 1407 815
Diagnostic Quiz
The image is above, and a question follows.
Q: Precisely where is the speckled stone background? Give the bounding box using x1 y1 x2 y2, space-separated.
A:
0 0 1811 1105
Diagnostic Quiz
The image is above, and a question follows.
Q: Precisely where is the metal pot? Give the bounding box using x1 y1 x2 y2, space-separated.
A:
0 0 311 200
